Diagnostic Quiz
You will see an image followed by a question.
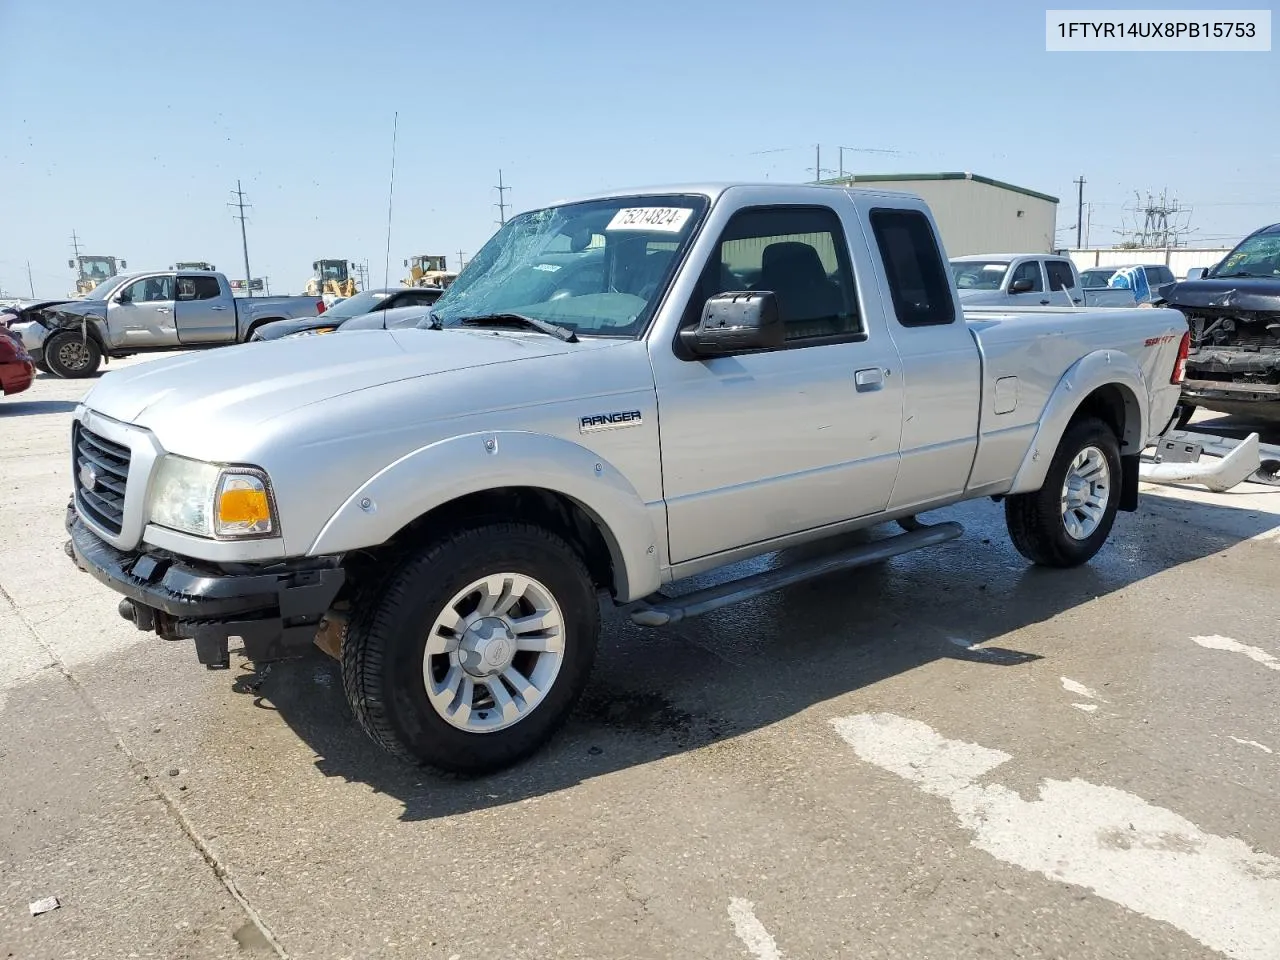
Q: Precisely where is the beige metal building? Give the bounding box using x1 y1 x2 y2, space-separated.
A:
824 172 1059 257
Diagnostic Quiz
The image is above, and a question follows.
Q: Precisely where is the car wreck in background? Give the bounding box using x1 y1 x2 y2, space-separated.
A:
1159 223 1280 422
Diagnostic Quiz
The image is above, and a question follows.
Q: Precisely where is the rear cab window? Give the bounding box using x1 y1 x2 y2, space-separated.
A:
868 208 954 326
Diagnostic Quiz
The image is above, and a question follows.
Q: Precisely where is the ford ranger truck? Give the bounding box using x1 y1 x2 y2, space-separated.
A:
13 270 324 378
63 184 1189 774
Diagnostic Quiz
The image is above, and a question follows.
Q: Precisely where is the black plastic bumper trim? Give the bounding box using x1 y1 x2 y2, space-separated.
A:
65 505 345 668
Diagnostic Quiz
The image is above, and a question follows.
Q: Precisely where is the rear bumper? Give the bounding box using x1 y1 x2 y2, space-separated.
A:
65 504 345 668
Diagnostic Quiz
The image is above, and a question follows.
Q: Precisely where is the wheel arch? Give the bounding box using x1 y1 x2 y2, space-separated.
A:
1008 350 1149 496
308 431 663 602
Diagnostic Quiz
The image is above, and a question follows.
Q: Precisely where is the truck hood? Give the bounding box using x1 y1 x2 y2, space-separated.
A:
52 299 108 320
82 328 611 431
1162 276 1280 312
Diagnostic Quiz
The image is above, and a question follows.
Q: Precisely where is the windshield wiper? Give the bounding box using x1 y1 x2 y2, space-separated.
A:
1217 271 1265 278
457 313 578 342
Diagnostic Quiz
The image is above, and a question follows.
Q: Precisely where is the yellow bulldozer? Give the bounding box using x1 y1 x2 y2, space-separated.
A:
305 259 358 299
69 254 127 296
403 254 458 289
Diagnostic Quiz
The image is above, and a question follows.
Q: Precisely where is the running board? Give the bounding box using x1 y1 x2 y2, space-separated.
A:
629 519 964 627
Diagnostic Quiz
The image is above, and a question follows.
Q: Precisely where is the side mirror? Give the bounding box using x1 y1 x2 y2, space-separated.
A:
115 291 132 304
1009 278 1035 294
402 259 409 268
120 260 127 269
680 291 784 357
1185 267 1206 281
68 259 75 269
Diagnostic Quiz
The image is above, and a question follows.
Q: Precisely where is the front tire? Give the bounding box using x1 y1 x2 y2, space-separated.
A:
341 522 600 774
1005 416 1121 568
43 331 102 379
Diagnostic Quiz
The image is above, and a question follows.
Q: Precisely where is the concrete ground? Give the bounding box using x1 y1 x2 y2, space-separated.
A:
2 358 1278 960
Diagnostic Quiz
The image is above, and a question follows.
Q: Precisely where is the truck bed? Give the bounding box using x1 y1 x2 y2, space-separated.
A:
963 305 1187 492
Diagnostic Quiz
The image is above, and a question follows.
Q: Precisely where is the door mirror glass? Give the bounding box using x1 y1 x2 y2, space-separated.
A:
115 290 132 304
681 291 784 357
1009 278 1035 293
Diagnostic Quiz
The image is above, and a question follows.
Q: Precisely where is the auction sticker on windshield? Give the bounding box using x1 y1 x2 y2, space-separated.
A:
606 207 693 232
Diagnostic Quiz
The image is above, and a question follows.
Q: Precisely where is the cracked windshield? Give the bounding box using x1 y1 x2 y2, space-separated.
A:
429 196 706 337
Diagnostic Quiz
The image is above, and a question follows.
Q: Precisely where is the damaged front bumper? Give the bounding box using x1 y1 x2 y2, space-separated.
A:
8 320 47 365
64 504 344 669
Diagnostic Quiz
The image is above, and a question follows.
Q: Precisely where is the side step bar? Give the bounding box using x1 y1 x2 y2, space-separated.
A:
629 518 964 627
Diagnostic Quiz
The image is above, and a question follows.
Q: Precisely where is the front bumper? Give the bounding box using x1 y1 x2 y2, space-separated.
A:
65 505 345 669
9 320 47 357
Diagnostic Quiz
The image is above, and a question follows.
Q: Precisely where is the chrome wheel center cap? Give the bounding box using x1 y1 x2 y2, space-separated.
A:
458 617 517 677
1065 476 1087 508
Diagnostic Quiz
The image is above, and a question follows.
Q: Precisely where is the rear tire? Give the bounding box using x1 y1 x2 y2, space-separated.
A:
1005 416 1121 568
341 522 600 774
43 331 102 379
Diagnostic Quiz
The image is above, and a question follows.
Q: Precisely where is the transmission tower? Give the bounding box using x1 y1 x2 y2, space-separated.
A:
1117 190 1192 248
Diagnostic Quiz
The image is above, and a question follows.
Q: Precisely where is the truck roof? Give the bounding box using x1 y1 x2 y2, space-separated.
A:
951 253 1069 262
547 182 926 208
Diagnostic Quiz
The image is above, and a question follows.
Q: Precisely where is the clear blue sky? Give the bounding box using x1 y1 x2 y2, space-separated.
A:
2 0 1276 297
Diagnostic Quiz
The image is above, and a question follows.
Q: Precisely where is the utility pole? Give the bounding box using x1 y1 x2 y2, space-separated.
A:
229 180 254 298
70 230 82 259
27 261 35 297
1074 176 1086 248
494 169 510 226
807 144 834 183
457 249 466 271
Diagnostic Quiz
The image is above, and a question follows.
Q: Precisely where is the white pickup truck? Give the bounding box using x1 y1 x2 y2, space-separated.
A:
951 253 1153 309
64 183 1189 774
13 270 324 378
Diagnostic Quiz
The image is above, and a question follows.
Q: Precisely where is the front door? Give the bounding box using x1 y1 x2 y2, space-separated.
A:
109 274 176 346
175 274 235 343
653 203 903 564
1008 259 1049 306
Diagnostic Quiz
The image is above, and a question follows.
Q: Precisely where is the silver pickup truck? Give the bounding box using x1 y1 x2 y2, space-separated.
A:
64 183 1188 774
12 270 323 378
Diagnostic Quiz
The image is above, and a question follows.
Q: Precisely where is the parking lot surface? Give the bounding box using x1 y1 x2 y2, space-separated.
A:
3 358 1278 960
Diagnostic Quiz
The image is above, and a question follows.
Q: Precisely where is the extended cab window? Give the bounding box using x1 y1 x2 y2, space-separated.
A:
869 209 954 327
176 276 221 301
1045 260 1076 291
688 205 862 343
1010 260 1044 293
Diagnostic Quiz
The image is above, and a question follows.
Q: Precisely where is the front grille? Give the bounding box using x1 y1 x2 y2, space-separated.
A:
74 423 130 536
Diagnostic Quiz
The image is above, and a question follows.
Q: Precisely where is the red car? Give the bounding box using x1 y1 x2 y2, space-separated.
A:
0 324 36 398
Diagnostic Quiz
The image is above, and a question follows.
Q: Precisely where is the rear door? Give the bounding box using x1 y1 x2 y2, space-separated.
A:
861 204 981 511
175 275 235 343
652 201 903 564
1045 259 1082 305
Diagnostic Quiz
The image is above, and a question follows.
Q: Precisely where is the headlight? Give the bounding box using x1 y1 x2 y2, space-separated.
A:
148 456 277 538
287 327 337 338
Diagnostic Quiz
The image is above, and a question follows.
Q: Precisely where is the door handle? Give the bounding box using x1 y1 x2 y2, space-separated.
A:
1039 299 1050 305
854 367 884 392
156 307 172 314
211 305 229 311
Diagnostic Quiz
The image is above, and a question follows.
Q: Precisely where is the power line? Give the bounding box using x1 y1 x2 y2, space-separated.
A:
494 169 510 226
227 180 254 297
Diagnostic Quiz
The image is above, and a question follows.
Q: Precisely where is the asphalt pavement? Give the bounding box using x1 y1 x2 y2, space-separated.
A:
2 358 1277 960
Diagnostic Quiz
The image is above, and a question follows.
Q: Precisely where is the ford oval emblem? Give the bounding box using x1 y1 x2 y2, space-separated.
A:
79 461 98 492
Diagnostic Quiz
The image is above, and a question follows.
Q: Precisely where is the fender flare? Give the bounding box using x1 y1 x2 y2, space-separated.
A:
1008 349 1149 495
307 430 663 601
